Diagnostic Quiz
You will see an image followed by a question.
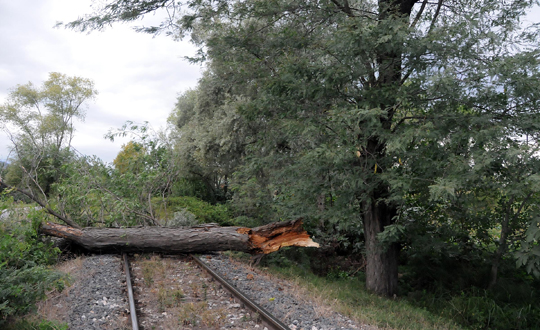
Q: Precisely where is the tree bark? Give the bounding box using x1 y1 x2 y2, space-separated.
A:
363 191 399 296
358 0 418 297
488 213 510 289
39 218 319 254
488 194 531 289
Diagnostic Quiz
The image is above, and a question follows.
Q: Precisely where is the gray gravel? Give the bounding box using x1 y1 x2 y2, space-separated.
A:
201 254 377 330
65 255 129 329
61 253 377 330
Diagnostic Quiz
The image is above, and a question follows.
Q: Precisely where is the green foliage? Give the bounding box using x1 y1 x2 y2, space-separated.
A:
407 285 540 330
229 215 264 228
0 217 65 325
171 177 215 202
106 121 187 200
67 0 540 304
396 195 540 329
0 72 97 197
52 155 154 227
51 122 188 227
4 319 68 330
153 196 232 226
169 85 256 204
113 141 146 175
0 265 64 324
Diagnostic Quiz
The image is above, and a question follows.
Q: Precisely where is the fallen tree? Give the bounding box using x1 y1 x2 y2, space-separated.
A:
40 218 319 254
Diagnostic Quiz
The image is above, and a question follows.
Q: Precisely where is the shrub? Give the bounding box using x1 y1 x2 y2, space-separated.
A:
164 209 198 227
153 196 232 226
0 214 66 325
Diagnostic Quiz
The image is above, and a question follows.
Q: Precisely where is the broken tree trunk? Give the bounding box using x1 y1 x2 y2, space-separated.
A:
39 218 319 254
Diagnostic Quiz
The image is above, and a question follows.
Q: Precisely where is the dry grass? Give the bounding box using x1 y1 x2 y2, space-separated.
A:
178 301 226 327
131 254 258 329
259 262 463 330
33 257 85 325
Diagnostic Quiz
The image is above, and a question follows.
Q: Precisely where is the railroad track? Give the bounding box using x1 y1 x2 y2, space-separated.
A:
123 253 139 330
122 253 290 330
58 253 360 329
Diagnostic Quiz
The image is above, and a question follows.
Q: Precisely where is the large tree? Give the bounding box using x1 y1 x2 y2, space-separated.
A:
0 73 97 228
0 72 97 196
67 0 540 296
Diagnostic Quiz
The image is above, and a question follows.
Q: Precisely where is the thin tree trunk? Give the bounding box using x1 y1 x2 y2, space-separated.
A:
488 213 510 289
317 193 325 212
39 218 319 254
489 193 532 289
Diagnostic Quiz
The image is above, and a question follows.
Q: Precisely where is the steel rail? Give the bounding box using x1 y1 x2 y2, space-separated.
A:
191 254 290 330
123 253 139 330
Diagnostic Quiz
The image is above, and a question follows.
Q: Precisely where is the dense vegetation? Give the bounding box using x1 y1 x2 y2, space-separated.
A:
2 0 540 328
0 200 66 328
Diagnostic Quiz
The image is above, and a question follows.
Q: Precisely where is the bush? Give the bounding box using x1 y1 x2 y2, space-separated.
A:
164 209 198 227
230 215 264 228
0 265 65 321
406 287 540 330
153 196 232 226
0 215 66 325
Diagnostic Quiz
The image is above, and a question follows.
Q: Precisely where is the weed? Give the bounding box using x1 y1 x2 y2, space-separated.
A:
178 302 200 326
326 266 354 281
172 288 185 303
3 319 68 330
142 263 154 287
156 285 167 312
177 301 227 327
190 281 199 297
157 285 185 311
202 283 208 300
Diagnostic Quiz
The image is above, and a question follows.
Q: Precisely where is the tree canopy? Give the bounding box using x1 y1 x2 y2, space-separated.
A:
0 72 97 197
65 0 540 297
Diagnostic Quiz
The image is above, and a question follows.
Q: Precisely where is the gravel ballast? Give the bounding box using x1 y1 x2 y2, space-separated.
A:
65 255 129 329
201 253 377 330
45 253 377 330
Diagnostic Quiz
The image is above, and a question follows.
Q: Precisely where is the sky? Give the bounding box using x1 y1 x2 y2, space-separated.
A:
0 2 539 164
0 0 202 163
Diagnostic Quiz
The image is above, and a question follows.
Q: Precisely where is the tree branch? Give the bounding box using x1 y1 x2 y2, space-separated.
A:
391 116 429 132
0 178 81 229
428 0 443 34
330 0 355 17
410 0 428 29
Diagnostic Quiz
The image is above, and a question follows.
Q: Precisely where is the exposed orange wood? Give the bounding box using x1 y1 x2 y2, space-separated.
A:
247 218 320 254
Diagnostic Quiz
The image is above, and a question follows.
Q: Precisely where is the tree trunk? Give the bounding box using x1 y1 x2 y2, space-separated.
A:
363 189 399 296
39 218 319 254
488 213 509 289
358 0 418 297
489 194 532 289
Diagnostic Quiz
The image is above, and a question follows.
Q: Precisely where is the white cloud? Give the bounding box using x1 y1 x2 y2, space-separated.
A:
0 0 201 162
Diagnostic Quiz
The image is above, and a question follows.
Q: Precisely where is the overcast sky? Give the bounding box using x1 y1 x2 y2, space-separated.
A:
0 0 201 163
1 2 539 164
